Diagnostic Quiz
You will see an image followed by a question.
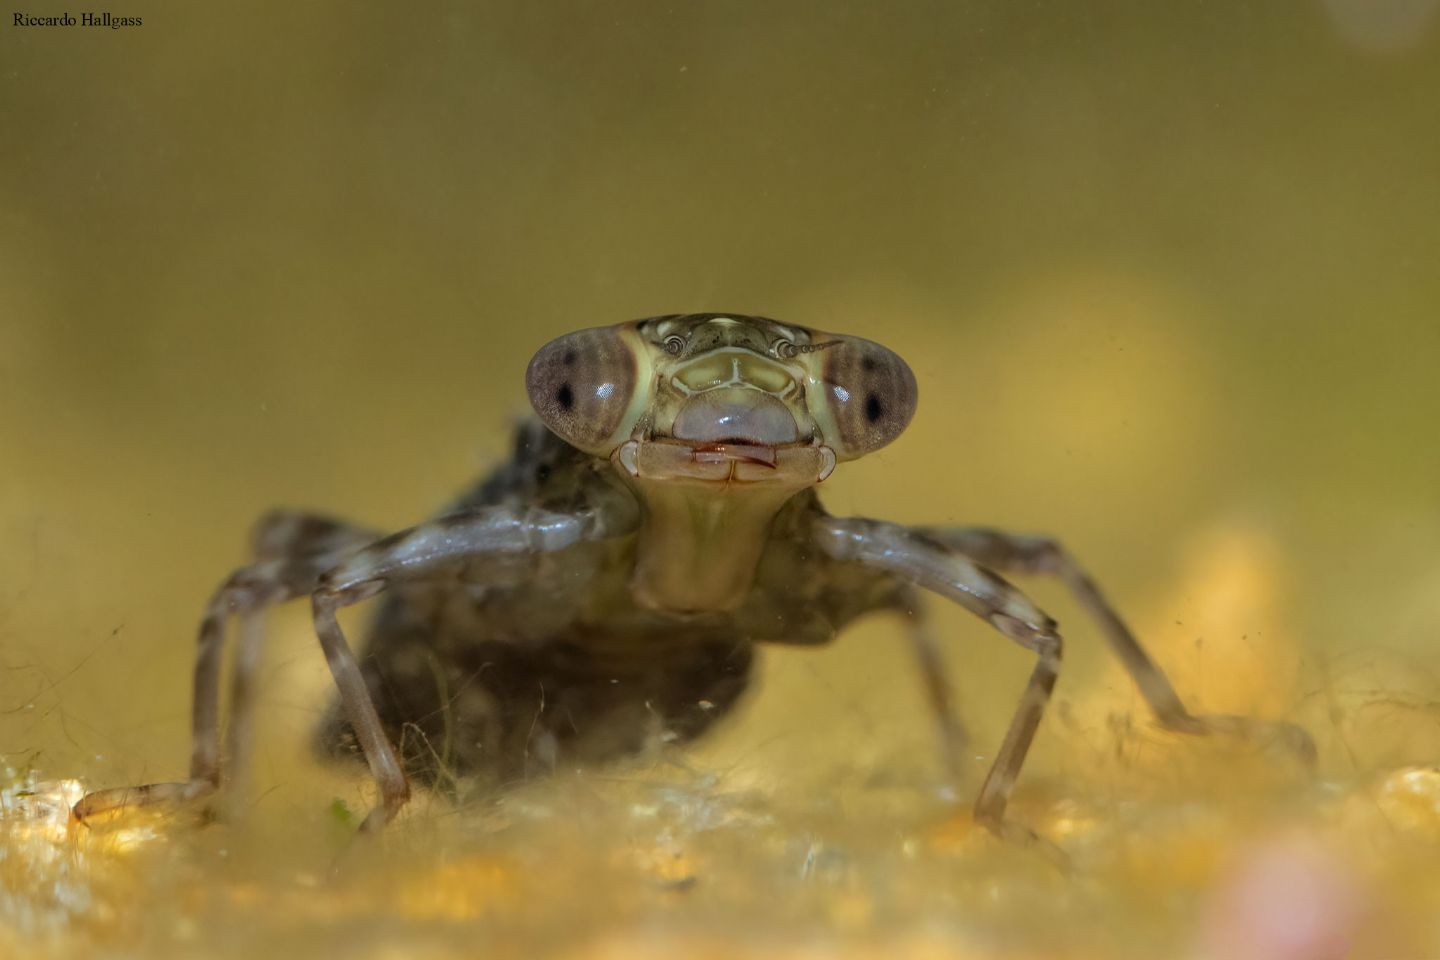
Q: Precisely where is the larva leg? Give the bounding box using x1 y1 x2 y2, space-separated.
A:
812 516 1065 835
73 512 377 822
896 587 970 786
302 504 613 831
916 526 1315 762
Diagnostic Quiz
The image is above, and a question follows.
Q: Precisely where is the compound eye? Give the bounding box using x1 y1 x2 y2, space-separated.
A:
526 327 638 453
819 337 917 459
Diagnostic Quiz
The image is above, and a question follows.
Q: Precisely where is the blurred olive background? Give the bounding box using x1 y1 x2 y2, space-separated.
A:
2 0 1440 952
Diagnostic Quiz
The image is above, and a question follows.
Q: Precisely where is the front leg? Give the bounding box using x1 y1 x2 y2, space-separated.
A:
305 504 619 831
914 526 1315 761
812 516 1064 834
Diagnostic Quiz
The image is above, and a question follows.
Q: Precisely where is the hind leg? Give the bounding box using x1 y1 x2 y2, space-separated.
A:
73 511 378 822
914 526 1315 762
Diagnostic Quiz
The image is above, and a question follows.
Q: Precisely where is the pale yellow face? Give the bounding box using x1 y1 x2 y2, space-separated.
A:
525 313 918 486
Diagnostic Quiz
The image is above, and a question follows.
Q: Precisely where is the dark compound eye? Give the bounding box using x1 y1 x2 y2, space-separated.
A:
526 327 638 452
820 337 917 459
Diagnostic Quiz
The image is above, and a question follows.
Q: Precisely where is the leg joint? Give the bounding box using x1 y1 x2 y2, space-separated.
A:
1025 536 1067 575
990 612 1063 659
312 575 384 612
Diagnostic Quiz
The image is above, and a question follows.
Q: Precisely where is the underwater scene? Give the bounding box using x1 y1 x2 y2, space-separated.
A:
3 2 1439 957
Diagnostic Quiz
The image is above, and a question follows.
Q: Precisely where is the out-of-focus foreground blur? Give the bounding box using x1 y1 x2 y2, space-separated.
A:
3 2 1439 957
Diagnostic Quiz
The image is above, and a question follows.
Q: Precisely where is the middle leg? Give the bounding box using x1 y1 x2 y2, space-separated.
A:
73 511 379 822
223 512 381 806
895 586 970 786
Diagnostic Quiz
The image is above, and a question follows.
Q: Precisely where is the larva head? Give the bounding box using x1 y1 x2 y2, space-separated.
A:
526 314 917 484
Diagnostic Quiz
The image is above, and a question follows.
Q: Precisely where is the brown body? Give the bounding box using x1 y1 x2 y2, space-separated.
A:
316 420 902 789
75 313 1312 839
